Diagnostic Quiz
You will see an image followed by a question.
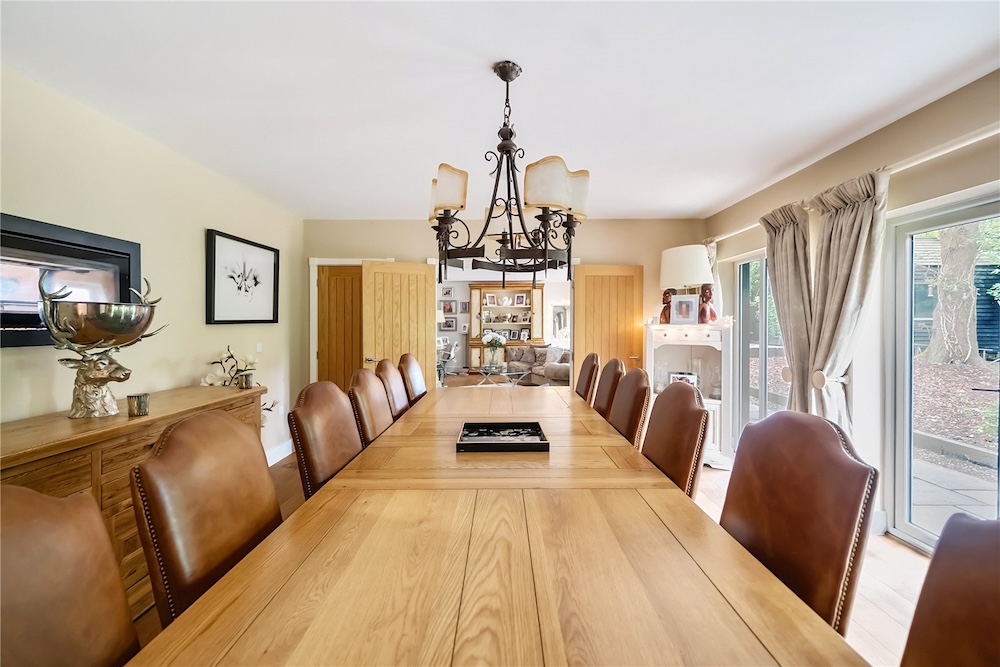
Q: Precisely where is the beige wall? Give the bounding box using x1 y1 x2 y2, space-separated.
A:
303 218 708 323
0 68 307 452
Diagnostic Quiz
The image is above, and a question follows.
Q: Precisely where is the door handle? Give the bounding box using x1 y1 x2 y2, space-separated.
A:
365 357 376 363
628 356 640 360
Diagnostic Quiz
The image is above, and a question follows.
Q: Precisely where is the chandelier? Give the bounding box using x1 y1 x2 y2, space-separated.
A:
429 61 589 285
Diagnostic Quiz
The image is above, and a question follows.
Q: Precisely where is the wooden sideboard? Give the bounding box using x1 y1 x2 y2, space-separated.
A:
0 385 266 619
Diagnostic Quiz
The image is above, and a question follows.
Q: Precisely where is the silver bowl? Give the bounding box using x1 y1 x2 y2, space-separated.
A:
40 301 156 346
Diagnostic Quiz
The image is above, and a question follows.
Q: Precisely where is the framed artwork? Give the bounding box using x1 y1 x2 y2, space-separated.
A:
482 310 492 322
460 323 469 334
206 229 279 324
485 293 497 307
670 372 699 388
459 301 469 313
520 328 530 341
510 314 518 324
441 300 456 314
515 293 527 306
671 294 699 325
441 286 454 298
483 328 494 335
440 317 457 331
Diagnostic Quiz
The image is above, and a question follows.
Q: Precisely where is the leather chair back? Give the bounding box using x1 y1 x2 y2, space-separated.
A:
720 411 877 635
348 368 394 447
900 513 1000 666
1 485 139 667
607 367 651 447
376 359 410 421
288 381 364 500
642 382 709 497
592 358 625 420
574 352 600 404
398 353 427 405
131 410 282 627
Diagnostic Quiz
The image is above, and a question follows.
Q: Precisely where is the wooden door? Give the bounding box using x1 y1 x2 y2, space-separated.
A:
317 266 363 390
573 264 645 379
362 261 436 386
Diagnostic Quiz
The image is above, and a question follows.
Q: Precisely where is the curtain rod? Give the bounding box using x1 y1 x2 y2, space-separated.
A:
705 121 1000 245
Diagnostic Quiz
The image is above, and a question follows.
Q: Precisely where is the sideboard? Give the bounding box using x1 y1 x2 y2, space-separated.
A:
0 385 266 619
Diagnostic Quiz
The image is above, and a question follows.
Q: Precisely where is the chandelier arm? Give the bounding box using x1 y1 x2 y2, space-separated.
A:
507 151 539 247
471 154 507 250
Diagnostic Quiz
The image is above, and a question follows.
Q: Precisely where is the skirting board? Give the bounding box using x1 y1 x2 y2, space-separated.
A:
870 509 888 535
265 438 293 467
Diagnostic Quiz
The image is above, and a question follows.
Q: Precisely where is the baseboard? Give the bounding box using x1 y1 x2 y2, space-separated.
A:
265 438 293 466
870 509 888 535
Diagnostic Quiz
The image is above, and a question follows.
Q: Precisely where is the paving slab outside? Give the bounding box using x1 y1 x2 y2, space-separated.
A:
910 458 998 534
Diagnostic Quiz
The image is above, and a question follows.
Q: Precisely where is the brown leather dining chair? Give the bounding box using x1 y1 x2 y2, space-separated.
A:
575 352 600 405
607 367 651 447
592 358 625 420
641 382 709 497
720 410 877 636
348 367 395 447
1 485 140 667
900 513 1000 667
376 358 410 421
288 381 364 500
131 410 283 628
398 353 427 406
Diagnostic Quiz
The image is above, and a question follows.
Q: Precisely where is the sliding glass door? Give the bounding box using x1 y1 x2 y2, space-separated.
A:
736 256 788 436
891 199 999 549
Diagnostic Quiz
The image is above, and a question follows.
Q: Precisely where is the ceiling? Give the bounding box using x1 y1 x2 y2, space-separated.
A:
2 2 998 221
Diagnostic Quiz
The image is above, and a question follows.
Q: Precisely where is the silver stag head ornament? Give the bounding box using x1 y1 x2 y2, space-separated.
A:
39 274 165 418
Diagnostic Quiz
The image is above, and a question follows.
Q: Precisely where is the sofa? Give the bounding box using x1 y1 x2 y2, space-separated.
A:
505 345 571 386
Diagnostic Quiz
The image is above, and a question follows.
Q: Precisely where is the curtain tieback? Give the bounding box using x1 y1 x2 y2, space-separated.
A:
780 366 793 383
812 370 850 389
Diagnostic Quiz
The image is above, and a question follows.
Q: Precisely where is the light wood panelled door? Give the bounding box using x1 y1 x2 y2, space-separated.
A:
317 266 363 390
362 261 436 385
573 264 644 376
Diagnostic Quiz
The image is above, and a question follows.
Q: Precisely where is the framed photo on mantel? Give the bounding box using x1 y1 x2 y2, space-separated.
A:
206 229 279 324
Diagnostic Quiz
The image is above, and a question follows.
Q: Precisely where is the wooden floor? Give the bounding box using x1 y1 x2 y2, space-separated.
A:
136 452 931 667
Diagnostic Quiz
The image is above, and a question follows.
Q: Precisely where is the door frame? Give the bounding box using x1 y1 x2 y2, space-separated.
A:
883 183 999 551
308 257 393 383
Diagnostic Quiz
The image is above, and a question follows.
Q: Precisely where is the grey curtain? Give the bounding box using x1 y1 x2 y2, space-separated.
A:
758 203 812 412
807 170 890 432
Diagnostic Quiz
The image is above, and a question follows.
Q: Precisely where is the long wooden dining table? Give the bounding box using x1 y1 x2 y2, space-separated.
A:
129 386 866 666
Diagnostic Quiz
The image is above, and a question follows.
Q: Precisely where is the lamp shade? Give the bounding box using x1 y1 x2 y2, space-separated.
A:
429 163 468 220
659 245 714 289
524 156 589 219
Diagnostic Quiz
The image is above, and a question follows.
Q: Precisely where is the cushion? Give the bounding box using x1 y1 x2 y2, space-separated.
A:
544 346 566 365
520 346 536 364
507 347 525 363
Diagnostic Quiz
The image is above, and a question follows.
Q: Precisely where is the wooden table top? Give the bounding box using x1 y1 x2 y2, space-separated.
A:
130 386 866 666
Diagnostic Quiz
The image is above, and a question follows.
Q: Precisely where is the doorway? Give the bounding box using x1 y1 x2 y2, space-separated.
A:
890 197 999 549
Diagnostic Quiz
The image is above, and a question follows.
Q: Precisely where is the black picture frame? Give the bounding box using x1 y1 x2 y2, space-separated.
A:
206 229 279 324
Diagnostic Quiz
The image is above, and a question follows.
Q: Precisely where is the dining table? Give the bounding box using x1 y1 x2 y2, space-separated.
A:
129 386 867 666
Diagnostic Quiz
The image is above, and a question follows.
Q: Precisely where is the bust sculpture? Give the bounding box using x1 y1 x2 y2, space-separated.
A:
698 283 718 324
659 288 676 324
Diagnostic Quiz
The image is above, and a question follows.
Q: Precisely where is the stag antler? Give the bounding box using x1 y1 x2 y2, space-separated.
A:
129 279 162 305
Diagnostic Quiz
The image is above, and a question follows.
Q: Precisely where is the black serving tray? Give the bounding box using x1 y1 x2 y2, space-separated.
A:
457 421 550 452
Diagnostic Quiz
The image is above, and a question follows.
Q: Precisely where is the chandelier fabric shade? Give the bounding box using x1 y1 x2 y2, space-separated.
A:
659 245 715 290
524 156 590 221
428 164 468 220
429 61 589 285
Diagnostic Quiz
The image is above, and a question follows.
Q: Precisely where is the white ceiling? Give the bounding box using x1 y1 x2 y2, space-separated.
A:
2 2 998 221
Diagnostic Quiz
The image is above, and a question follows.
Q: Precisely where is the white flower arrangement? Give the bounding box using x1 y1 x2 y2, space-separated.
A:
201 346 278 423
481 331 507 350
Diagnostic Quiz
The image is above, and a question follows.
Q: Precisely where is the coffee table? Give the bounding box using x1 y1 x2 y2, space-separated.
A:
473 366 532 386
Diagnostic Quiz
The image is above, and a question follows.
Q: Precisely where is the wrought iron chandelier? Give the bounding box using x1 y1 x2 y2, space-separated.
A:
429 60 589 285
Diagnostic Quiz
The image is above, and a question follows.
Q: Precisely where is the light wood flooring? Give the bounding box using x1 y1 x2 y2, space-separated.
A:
136 453 930 667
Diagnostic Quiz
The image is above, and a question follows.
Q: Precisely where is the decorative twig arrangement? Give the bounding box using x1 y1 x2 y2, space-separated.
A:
202 346 278 420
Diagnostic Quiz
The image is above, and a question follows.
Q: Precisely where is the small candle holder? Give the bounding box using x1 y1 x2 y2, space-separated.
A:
127 393 150 417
